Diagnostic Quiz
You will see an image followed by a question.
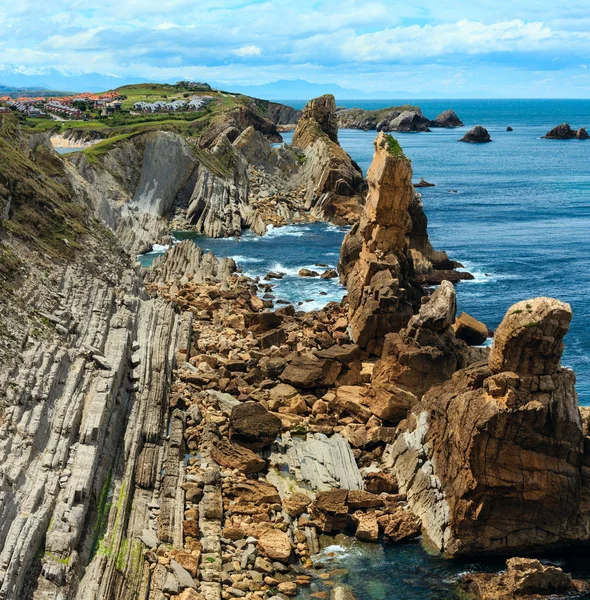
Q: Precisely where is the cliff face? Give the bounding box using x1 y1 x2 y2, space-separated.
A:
0 115 184 599
292 95 367 224
387 297 590 556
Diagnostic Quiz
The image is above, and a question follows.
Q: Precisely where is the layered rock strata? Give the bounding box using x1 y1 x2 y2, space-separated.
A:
387 297 590 556
292 95 367 224
339 132 466 352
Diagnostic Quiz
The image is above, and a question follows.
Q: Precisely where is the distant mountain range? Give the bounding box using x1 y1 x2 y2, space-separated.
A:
0 65 446 100
212 79 407 100
0 66 145 93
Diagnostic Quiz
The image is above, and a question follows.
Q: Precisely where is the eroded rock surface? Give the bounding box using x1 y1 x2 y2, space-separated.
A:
387 296 590 556
292 94 367 224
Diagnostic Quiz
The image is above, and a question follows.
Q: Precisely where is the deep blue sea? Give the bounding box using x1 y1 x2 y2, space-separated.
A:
139 99 590 599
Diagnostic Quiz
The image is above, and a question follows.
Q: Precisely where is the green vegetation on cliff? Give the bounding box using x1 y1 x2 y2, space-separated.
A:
0 114 88 260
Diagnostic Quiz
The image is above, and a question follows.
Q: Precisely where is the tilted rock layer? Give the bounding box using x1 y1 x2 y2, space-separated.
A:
292 94 367 224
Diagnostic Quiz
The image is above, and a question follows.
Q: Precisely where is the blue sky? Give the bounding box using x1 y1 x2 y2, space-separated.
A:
2 0 590 96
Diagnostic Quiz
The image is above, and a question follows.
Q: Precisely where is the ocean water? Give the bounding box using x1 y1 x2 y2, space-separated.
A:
137 224 349 312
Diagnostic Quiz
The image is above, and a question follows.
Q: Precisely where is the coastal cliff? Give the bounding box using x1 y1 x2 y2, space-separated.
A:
2 102 590 600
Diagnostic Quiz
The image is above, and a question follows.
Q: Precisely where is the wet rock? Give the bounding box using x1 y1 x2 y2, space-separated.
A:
299 268 320 277
414 177 435 188
460 557 587 600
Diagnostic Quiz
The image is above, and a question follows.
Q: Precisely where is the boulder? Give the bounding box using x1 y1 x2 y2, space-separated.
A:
353 512 379 542
346 490 384 510
453 312 488 346
460 126 491 143
256 529 292 562
210 438 266 474
299 268 319 277
230 402 282 450
309 489 349 533
460 558 587 600
364 471 398 494
488 297 571 376
378 508 421 542
414 177 435 188
280 354 342 388
282 493 312 517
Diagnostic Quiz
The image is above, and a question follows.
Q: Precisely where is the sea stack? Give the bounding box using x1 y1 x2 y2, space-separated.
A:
460 125 492 143
292 94 367 223
338 132 422 351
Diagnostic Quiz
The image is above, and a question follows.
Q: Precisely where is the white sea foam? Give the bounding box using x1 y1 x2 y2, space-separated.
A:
264 224 311 238
230 255 264 264
151 243 170 253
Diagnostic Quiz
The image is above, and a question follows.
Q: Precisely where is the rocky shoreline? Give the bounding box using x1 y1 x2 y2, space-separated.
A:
1 92 589 600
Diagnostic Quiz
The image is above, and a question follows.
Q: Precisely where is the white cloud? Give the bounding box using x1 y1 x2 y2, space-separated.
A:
232 45 261 57
155 22 193 30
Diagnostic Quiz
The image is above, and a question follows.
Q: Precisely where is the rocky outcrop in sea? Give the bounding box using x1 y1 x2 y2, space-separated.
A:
543 123 589 139
292 95 367 224
336 106 463 132
460 125 492 143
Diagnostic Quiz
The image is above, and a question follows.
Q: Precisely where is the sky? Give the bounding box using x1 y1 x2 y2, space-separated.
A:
2 0 590 97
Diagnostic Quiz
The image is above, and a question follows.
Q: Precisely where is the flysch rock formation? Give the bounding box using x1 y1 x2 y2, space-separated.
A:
292 95 367 224
4 106 590 600
65 96 365 254
386 296 590 556
338 132 470 353
0 257 180 599
336 106 463 132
